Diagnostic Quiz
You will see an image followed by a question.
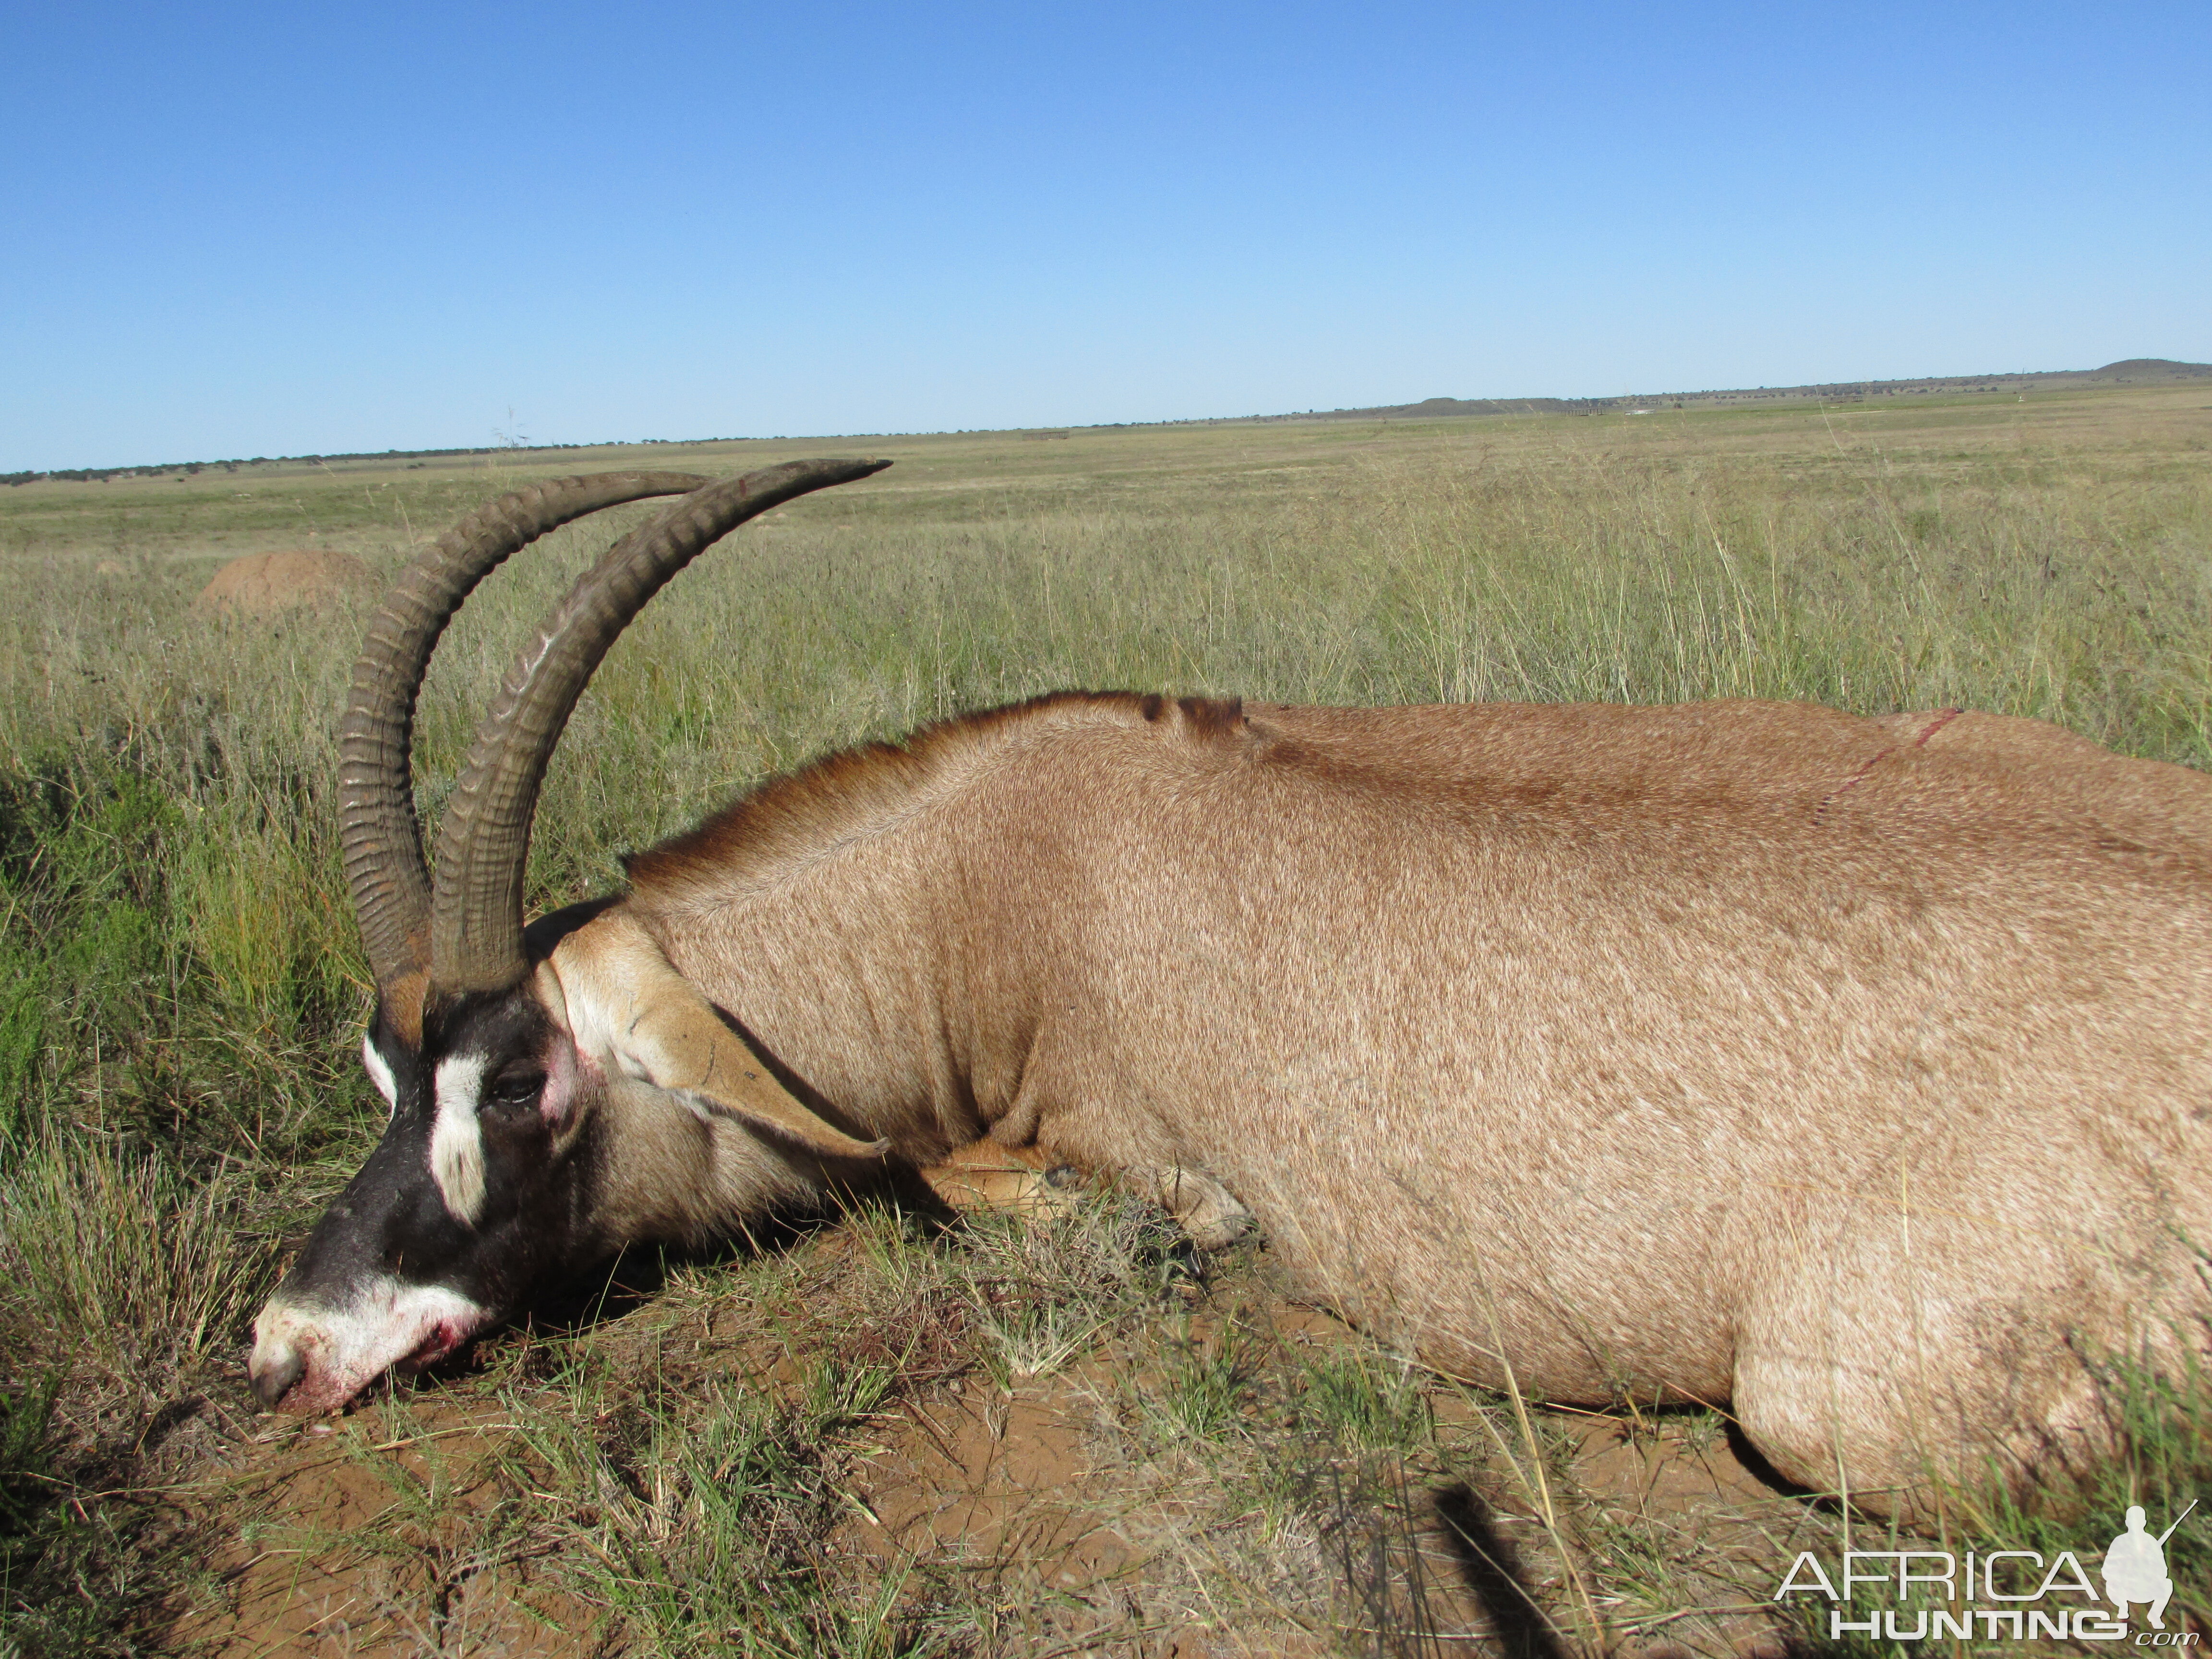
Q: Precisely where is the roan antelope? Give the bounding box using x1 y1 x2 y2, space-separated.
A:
249 460 2212 1513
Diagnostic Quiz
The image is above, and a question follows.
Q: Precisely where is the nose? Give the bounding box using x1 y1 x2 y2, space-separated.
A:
249 1339 306 1411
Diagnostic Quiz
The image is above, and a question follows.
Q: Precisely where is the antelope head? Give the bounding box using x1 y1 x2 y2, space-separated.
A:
248 460 891 1413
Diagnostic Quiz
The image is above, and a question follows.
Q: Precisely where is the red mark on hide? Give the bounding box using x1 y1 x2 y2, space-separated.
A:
1813 709 1963 826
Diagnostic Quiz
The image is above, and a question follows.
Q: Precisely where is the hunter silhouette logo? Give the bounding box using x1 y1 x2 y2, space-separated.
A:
2106 1502 2195 1630
1772 1502 2199 1643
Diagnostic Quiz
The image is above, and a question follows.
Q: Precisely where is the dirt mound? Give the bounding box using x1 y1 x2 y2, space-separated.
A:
194 549 370 616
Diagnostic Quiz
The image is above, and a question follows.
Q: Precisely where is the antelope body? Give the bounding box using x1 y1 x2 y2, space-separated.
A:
250 462 2212 1512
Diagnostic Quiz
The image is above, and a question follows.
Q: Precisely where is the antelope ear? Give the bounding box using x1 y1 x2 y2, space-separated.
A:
546 910 889 1161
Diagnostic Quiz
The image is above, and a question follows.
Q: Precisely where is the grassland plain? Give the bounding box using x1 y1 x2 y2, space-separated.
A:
1 385 2210 1657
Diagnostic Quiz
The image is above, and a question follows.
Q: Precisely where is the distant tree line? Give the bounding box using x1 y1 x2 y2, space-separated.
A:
12 361 2200 484
3 440 577 488
7 457 263 487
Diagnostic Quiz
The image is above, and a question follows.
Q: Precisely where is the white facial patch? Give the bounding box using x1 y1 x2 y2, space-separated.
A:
430 1055 490 1225
361 1034 399 1116
252 1278 492 1414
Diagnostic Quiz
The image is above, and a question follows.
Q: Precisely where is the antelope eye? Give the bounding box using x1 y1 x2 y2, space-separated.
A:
484 1071 545 1114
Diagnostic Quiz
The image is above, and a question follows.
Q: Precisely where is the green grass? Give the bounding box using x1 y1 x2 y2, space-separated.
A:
1293 1351 1431 1457
1 384 2210 1651
962 1191 1191 1387
522 1358 937 1658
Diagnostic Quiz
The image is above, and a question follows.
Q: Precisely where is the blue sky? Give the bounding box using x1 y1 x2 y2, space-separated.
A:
4 1 2206 469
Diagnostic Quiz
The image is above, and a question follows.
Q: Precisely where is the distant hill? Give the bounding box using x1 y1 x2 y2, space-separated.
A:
1267 359 2212 424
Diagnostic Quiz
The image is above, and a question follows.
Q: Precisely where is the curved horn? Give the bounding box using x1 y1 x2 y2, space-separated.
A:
426 457 893 998
341 472 710 1034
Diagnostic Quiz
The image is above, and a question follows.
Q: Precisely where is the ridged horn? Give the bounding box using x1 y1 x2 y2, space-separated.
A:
340 472 711 1037
426 457 893 998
